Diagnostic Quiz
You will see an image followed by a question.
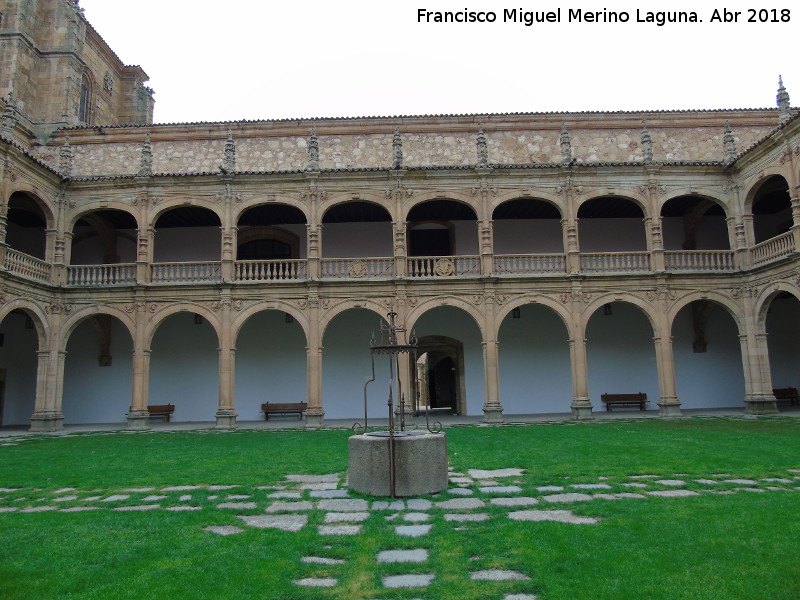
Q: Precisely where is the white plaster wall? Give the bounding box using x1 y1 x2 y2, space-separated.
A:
0 312 38 425
148 314 219 421
453 221 480 255
62 318 133 424
498 304 572 414
322 223 392 258
412 307 484 416
235 311 308 421
579 219 647 252
586 302 660 408
765 295 800 390
493 220 564 254
153 227 221 262
70 226 138 264
754 208 793 242
672 303 745 409
322 309 391 420
661 216 731 250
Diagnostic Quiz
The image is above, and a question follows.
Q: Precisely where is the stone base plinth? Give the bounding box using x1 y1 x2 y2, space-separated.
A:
348 431 448 497
658 403 683 418
29 412 64 432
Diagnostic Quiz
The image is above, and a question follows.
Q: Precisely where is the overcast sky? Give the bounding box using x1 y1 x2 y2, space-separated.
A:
77 0 798 124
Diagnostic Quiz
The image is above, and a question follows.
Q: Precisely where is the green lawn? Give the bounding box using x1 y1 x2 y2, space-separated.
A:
1 417 799 599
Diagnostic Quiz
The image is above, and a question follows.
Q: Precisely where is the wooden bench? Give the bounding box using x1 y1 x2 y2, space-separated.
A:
601 393 647 412
773 387 799 406
261 402 307 420
147 404 175 422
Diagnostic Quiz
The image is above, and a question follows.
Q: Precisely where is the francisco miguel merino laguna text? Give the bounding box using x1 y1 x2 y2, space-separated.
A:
416 7 791 26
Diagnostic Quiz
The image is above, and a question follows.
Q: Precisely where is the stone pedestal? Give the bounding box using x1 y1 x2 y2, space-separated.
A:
348 431 448 497
658 402 683 418
126 409 151 431
29 411 64 432
214 410 238 430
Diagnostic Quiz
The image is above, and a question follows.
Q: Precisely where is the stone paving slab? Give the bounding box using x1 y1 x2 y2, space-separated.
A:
299 482 339 491
509 509 600 525
537 486 564 492
205 526 244 536
372 500 405 511
100 495 130 502
479 486 522 494
447 488 474 496
620 482 649 488
407 499 433 510
166 506 202 511
571 483 612 490
53 495 79 502
647 490 699 497
114 504 162 512
310 489 349 499
505 594 538 600
540 493 593 503
377 548 428 563
468 468 525 479
490 497 539 507
302 556 346 565
403 512 430 522
207 485 240 490
318 525 361 536
324 511 370 523
238 514 308 532
655 479 686 486
268 491 302 499
60 506 100 513
436 498 485 510
471 569 530 581
444 513 489 522
724 479 757 485
294 577 338 587
142 495 168 501
318 499 369 512
395 524 432 537
162 486 202 492
382 573 435 588
285 474 340 483
266 501 314 512
217 502 257 510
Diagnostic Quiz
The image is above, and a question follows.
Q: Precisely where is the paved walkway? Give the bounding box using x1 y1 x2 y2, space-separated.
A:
2 406 798 437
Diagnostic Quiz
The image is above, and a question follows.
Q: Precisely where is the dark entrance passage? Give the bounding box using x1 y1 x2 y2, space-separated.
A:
416 335 465 415
426 353 457 413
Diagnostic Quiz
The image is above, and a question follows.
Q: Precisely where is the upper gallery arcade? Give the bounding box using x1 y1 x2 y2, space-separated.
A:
1 0 799 431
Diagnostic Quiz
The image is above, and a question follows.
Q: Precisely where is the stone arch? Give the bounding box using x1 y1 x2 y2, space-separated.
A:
59 305 136 353
667 291 745 333
403 192 482 222
494 296 572 341
319 192 395 222
233 302 310 344
754 282 800 333
6 187 57 229
406 297 487 341
67 205 142 233
144 304 222 349
489 190 565 217
659 188 732 218
149 199 225 228
0 300 49 349
583 294 658 333
319 299 392 336
742 168 791 213
233 196 311 224
575 190 651 219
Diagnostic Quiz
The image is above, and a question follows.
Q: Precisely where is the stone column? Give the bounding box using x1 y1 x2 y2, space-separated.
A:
646 216 665 272
479 219 494 276
653 334 681 416
739 330 778 414
393 221 407 277
568 320 593 419
307 224 321 280
0 208 7 268
305 316 324 427
727 216 750 270
741 213 755 267
562 218 580 274
396 352 415 423
481 339 503 423
216 299 238 429
136 227 155 284
791 196 800 250
220 226 236 283
30 349 65 432
127 348 151 430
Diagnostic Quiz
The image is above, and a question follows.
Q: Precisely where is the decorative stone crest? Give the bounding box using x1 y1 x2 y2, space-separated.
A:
777 75 791 124
300 183 327 203
723 120 737 166
220 129 236 173
103 72 114 94
58 137 74 176
138 132 153 177
347 259 368 278
434 258 455 277
641 120 653 163
215 182 242 203
384 179 413 200
46 303 73 314
471 177 498 198
731 285 754 299
476 123 489 168
559 122 572 164
306 127 320 172
2 92 18 133
392 127 403 169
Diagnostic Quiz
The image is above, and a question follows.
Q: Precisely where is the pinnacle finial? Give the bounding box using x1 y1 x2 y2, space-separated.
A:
306 126 320 172
777 75 791 124
559 122 572 164
476 123 488 167
138 131 153 176
723 120 737 166
641 120 653 163
392 127 403 169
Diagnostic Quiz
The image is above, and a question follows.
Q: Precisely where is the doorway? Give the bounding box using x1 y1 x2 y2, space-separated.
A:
416 336 465 415
0 369 6 427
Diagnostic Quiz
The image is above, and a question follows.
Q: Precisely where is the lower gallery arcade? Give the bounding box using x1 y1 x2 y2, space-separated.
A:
1 284 799 430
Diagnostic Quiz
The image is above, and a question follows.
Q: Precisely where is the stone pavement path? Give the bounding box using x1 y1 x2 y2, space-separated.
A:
2 467 799 598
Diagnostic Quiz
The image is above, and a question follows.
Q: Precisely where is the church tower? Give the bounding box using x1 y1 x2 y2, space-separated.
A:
0 0 153 142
